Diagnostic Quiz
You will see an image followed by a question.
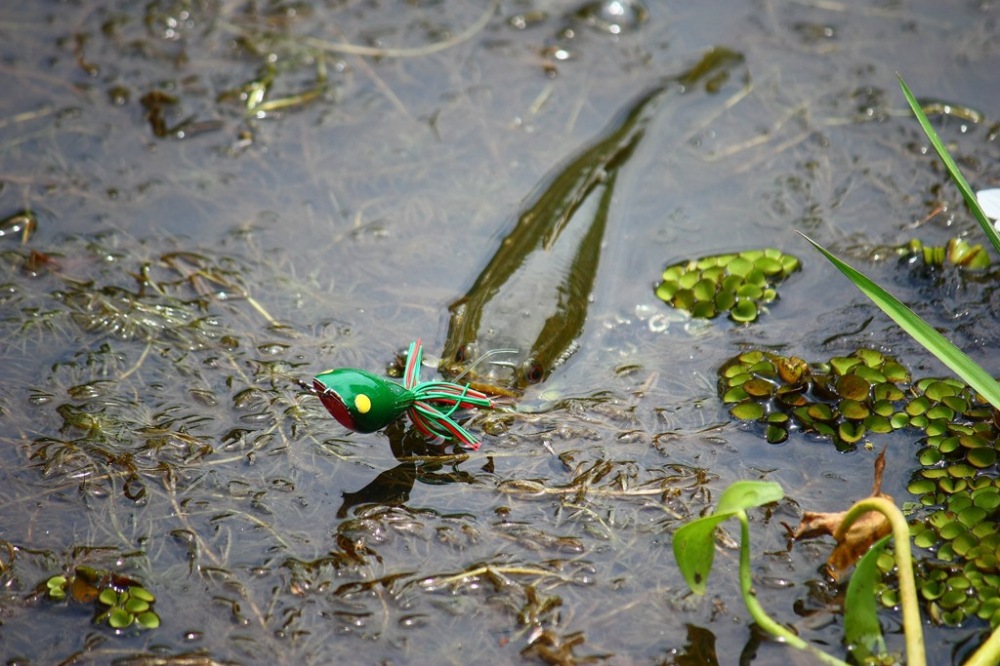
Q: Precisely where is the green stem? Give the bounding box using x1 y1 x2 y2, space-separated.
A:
836 497 925 666
964 625 1000 666
737 511 849 666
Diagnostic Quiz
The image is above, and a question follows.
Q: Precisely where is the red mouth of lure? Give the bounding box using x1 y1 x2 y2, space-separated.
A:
313 379 357 431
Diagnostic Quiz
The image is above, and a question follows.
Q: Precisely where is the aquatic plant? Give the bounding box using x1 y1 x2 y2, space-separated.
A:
720 347 1000 631
801 77 1000 410
655 248 800 323
45 566 160 631
673 475 1000 665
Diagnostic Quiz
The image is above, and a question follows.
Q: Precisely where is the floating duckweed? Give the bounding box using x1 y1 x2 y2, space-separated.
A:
940 478 968 494
45 567 161 632
959 506 989 528
914 528 939 549
830 356 861 376
881 589 899 607
730 401 765 421
837 421 865 444
838 399 870 420
908 479 936 495
882 360 911 383
730 299 758 323
874 382 905 402
655 248 800 322
974 489 1000 511
942 395 970 413
109 607 133 628
949 464 977 479
765 424 788 443
136 611 161 629
922 468 950 480
717 348 911 451
722 387 749 403
927 404 956 421
742 378 774 398
922 580 946 600
906 396 931 416
940 522 967 541
99 588 119 606
938 437 961 455
836 374 870 401
890 412 911 429
940 588 970 610
968 448 997 469
925 420 950 437
949 494 974 513
46 575 68 600
867 415 894 434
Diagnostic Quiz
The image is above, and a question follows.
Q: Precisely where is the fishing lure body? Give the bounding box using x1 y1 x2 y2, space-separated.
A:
311 339 494 450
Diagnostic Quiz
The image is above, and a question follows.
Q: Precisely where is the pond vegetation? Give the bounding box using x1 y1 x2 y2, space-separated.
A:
2 1 1000 664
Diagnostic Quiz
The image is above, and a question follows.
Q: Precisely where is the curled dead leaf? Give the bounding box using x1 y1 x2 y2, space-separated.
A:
791 448 891 581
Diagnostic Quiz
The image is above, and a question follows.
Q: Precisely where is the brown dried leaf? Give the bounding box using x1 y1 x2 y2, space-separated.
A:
791 448 891 580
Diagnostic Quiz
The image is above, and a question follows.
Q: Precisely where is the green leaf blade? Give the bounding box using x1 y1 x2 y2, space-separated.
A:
800 233 1000 409
898 75 1000 256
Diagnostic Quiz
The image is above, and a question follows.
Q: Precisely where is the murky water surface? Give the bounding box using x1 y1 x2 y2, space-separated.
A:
1 0 999 663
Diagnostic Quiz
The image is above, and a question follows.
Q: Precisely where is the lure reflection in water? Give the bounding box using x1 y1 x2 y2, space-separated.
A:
440 48 745 396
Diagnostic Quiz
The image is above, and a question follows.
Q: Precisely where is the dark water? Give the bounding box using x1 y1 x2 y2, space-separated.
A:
1 0 999 663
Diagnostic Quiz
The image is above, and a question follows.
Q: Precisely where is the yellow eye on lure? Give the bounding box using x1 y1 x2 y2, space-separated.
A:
308 339 494 450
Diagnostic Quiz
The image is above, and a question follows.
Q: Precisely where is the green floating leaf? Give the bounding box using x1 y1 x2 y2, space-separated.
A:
673 480 784 595
136 611 161 629
98 587 119 607
46 575 68 599
108 607 133 629
125 597 150 614
843 534 890 662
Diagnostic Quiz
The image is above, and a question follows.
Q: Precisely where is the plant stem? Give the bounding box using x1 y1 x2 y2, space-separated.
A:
836 497 925 666
963 624 1000 666
737 512 849 666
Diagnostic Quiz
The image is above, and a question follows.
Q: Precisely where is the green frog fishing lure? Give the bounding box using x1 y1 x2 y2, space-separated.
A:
309 339 494 450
